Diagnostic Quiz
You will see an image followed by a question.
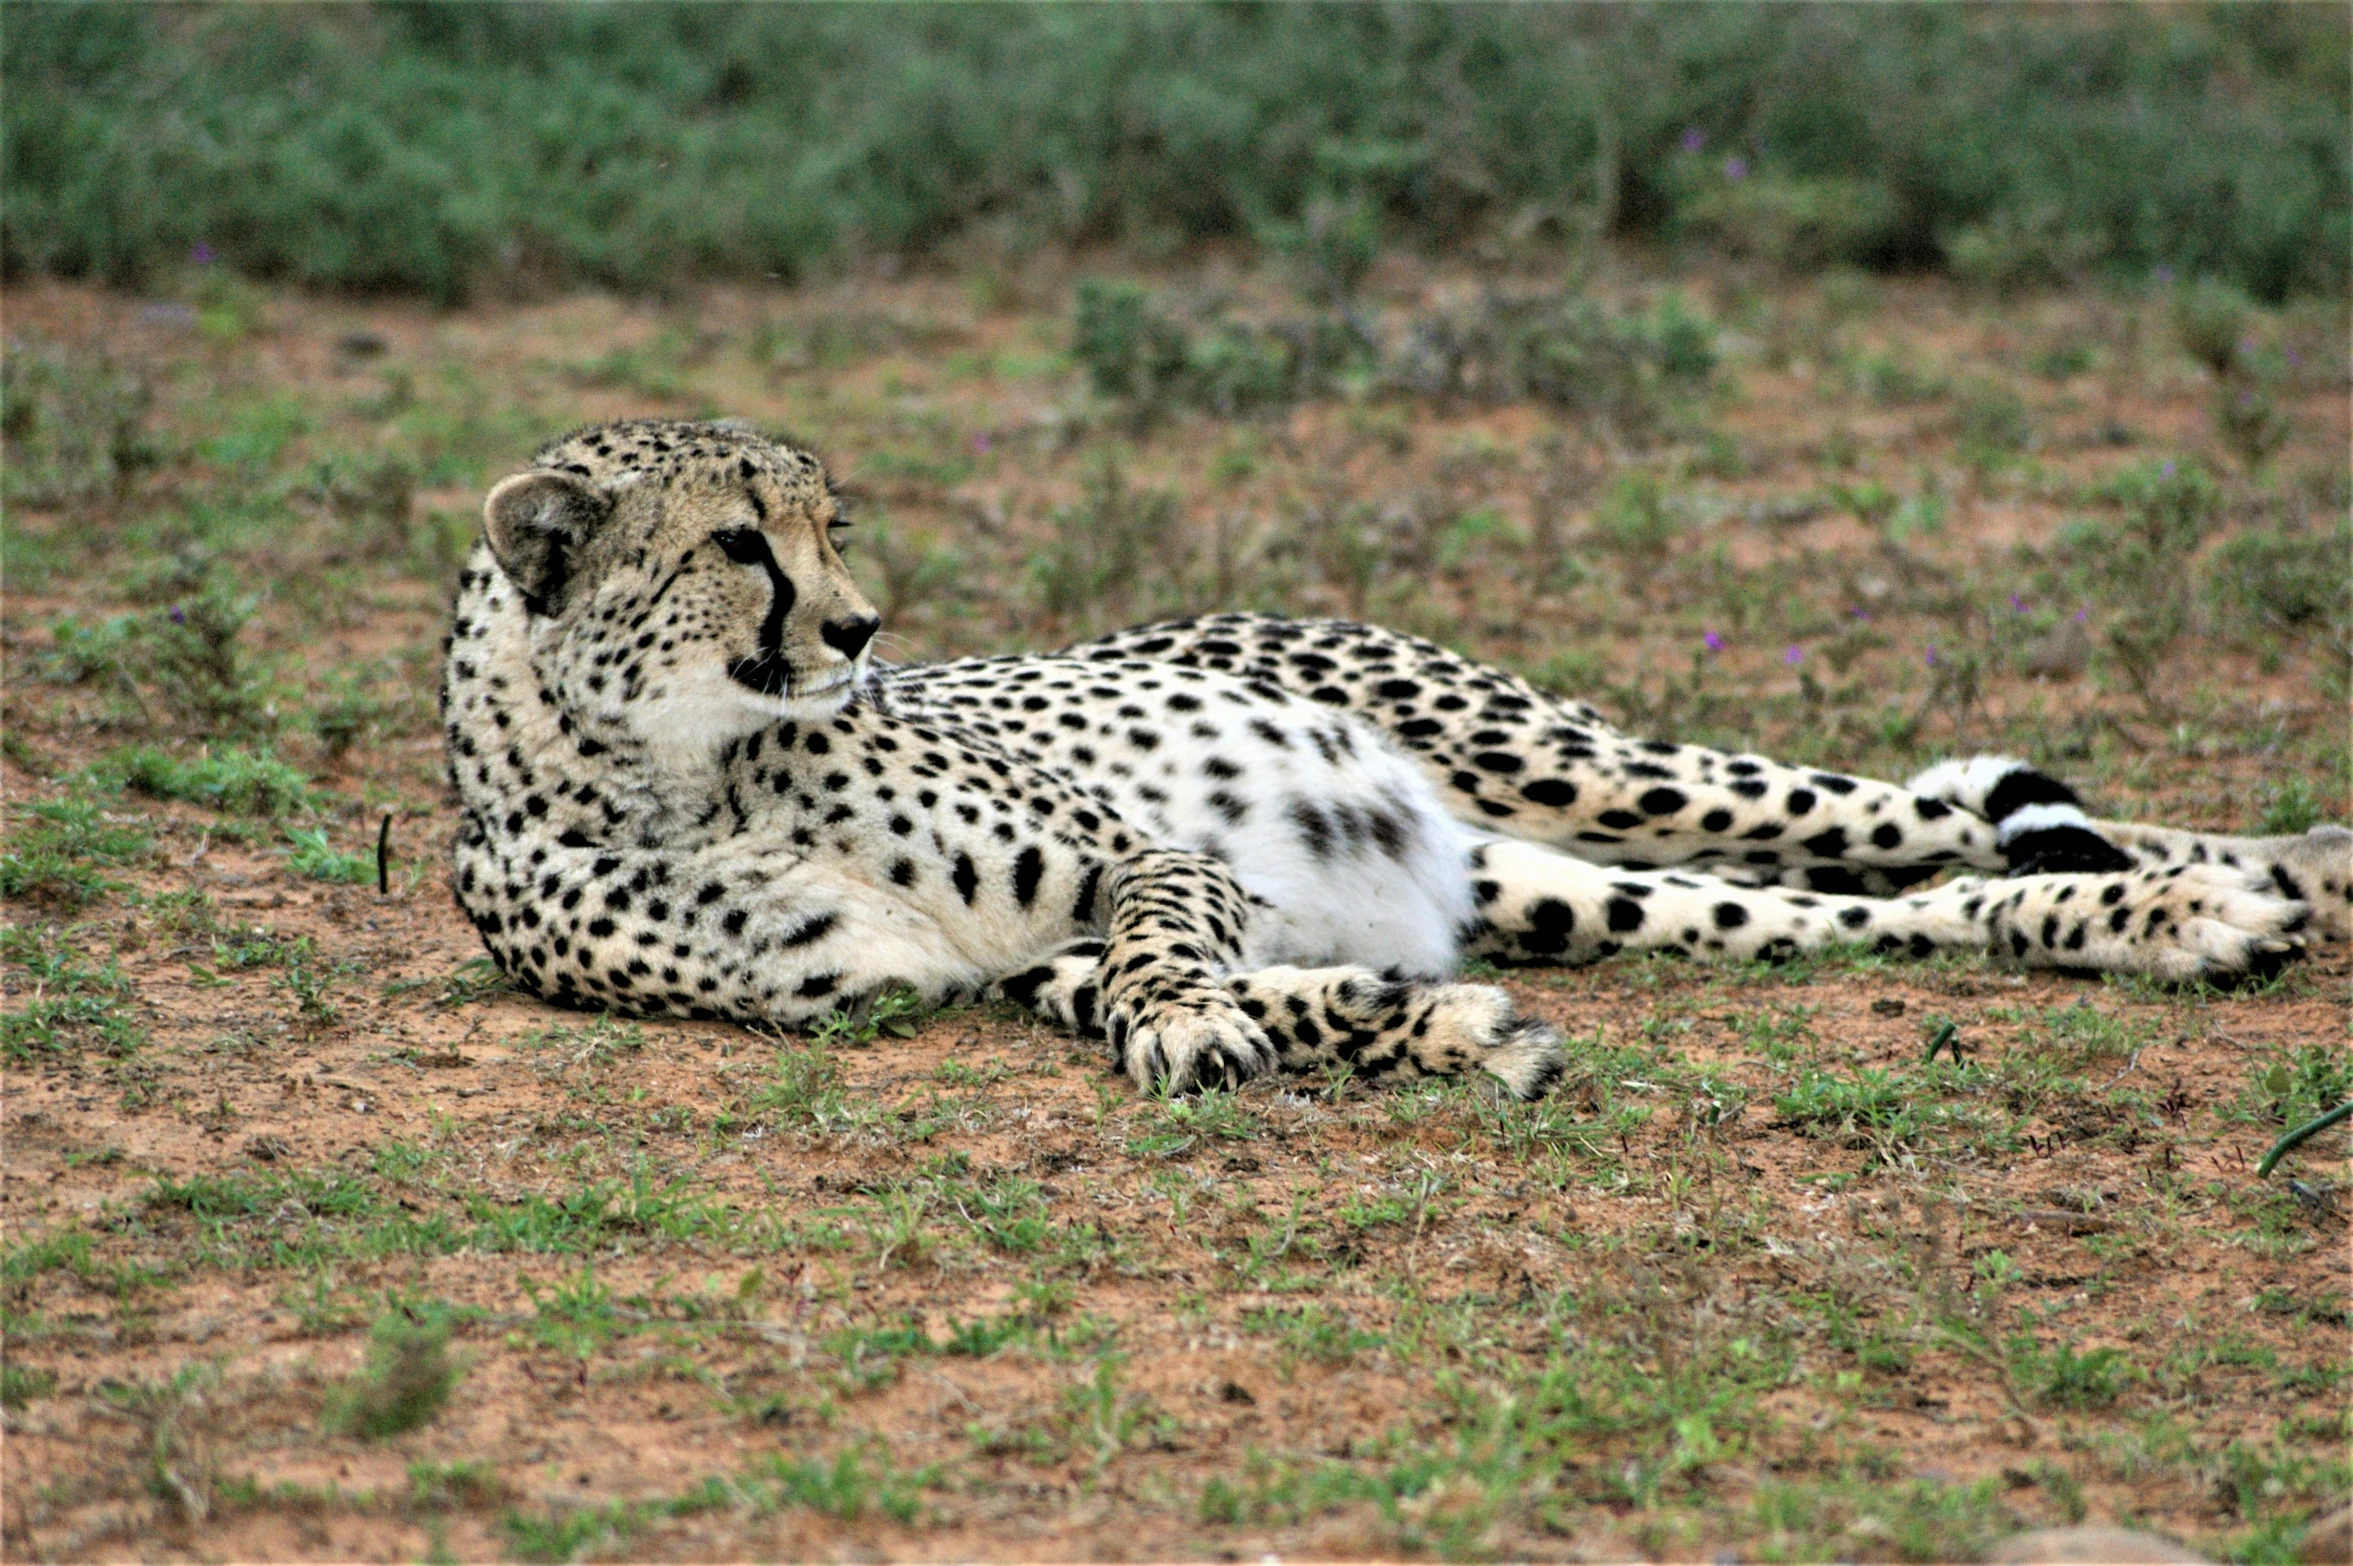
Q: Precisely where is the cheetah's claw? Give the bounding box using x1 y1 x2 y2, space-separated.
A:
1111 998 1278 1095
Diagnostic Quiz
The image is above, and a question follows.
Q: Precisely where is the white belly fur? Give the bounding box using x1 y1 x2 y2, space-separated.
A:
1080 709 1476 977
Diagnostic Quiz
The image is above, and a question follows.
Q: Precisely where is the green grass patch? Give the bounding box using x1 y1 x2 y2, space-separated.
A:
0 923 146 1060
89 745 324 817
502 1446 933 1560
0 797 149 907
282 826 377 885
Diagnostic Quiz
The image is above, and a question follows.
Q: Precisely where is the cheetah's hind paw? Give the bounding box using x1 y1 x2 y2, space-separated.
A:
1420 982 1566 1100
2033 863 2311 985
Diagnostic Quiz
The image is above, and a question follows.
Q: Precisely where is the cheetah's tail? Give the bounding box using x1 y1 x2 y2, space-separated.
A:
1906 756 2134 877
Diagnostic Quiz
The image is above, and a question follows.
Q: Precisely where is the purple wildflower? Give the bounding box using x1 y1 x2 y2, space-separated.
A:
1703 630 1724 653
1924 645 1939 668
972 433 994 454
1722 156 1748 182
2153 265 2176 285
170 605 187 625
2160 460 2177 478
191 242 213 266
1784 645 1803 666
1681 127 1706 154
2009 593 2027 613
1849 606 1869 621
2073 606 2089 624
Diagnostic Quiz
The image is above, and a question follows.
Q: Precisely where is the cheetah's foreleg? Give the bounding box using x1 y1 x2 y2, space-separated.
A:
995 947 1565 1099
1225 966 1564 1099
1092 850 1278 1093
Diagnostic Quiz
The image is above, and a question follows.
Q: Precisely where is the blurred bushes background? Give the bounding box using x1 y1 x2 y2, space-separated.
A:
6 2 2345 304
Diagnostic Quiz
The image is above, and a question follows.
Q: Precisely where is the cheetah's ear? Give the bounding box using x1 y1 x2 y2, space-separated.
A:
482 470 609 615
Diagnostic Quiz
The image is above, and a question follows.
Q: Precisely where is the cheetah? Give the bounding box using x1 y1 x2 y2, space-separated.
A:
442 420 2332 1098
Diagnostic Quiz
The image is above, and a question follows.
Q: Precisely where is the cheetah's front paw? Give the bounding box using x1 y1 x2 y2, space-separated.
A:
1111 995 1277 1094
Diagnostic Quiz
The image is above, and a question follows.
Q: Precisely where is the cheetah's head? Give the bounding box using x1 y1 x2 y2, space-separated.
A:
481 419 880 753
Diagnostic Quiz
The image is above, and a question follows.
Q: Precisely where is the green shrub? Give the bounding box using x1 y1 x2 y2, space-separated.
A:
138 584 274 736
1072 281 1186 403
284 828 376 886
0 338 158 509
2207 523 2350 636
92 746 322 818
1671 168 1902 269
6 7 2342 302
2172 279 2257 377
324 1308 462 1440
1032 459 1178 624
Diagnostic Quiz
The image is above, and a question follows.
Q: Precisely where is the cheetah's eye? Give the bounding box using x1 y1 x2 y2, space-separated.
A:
712 528 768 566
826 520 852 554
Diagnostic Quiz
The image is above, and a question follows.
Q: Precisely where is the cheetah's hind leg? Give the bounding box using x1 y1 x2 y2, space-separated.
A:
1462 839 2310 982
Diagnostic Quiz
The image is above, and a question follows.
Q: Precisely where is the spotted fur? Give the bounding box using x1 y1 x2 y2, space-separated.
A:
445 424 2322 1099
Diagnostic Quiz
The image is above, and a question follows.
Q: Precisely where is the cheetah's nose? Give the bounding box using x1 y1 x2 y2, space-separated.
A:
821 614 880 660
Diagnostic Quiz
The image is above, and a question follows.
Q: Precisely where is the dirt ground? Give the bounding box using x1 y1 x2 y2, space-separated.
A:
2 251 2347 1563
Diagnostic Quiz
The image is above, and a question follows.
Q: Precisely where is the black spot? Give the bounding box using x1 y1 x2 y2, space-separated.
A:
1701 809 1734 833
1801 827 1850 859
1870 823 1902 850
1520 897 1576 955
1712 902 1749 930
1290 800 1334 860
1785 789 1817 815
780 912 836 949
1638 787 1688 817
1473 751 1524 774
1013 845 1044 907
953 852 979 904
1605 897 1644 933
1598 810 1642 831
1520 778 1577 807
